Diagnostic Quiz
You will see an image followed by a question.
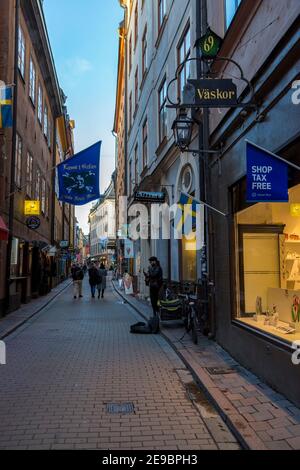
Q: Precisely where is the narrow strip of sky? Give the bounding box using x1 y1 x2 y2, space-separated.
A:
44 0 122 232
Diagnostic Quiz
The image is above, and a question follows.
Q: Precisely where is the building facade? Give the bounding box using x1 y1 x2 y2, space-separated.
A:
119 0 202 297
0 0 76 315
89 180 116 268
115 0 300 407
206 0 300 407
113 13 127 276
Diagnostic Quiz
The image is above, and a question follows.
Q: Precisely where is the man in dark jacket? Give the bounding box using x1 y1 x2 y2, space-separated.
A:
88 262 100 298
72 263 84 299
144 257 163 316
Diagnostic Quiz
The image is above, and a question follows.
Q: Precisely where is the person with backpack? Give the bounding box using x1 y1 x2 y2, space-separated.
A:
88 262 99 298
144 256 163 317
72 263 84 299
97 263 107 299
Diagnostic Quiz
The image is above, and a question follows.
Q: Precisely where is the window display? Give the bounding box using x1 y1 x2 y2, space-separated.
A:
235 184 300 343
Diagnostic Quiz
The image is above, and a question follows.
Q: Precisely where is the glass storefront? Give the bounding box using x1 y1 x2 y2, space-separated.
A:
181 236 197 281
235 183 300 344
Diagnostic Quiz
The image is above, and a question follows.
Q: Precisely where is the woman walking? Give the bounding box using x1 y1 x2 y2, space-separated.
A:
97 263 107 299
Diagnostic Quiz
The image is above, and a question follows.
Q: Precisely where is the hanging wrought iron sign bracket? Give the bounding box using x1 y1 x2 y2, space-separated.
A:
166 56 256 110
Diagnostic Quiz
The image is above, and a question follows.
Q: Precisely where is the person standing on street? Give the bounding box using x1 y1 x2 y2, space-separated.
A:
144 257 163 316
97 263 107 299
88 262 99 298
72 263 84 299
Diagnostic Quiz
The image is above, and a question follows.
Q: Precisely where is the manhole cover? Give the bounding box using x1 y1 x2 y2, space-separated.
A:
206 367 236 375
106 403 135 414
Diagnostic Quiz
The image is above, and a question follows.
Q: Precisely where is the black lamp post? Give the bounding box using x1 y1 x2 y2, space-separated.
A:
172 109 194 152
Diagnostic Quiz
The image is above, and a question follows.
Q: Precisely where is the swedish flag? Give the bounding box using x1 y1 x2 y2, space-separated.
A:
0 86 13 129
175 192 199 235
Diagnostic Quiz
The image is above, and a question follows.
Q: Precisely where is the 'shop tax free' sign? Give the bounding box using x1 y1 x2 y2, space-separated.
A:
246 141 289 203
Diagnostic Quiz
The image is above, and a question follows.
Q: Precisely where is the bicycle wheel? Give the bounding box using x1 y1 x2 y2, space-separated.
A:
191 319 198 344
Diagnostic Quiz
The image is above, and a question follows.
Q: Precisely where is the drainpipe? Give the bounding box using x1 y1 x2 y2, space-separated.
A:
120 1 128 276
50 116 57 289
195 0 216 338
5 0 20 315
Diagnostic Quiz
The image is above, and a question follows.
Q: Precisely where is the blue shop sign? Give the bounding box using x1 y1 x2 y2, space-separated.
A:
246 141 288 203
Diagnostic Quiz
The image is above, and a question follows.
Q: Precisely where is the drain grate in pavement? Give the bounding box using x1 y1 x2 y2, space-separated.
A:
106 403 135 414
206 366 237 375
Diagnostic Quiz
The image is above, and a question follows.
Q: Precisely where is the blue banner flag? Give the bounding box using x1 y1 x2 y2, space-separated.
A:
0 86 13 129
246 141 288 203
57 141 101 206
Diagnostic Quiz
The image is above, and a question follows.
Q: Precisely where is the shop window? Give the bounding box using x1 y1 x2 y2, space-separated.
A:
181 237 197 282
234 183 300 344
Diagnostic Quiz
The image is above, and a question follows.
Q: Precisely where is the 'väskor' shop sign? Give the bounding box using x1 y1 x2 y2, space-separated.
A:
188 79 238 107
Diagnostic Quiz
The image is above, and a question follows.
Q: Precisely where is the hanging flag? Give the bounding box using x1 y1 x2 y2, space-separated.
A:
175 192 200 235
246 141 289 203
0 86 13 129
57 141 101 205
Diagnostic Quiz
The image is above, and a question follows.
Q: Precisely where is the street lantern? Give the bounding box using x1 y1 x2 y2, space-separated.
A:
172 109 193 152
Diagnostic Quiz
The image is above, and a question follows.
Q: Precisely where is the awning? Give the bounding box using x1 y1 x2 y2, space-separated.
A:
0 216 9 241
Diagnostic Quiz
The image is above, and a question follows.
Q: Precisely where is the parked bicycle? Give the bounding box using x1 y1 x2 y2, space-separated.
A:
179 293 199 345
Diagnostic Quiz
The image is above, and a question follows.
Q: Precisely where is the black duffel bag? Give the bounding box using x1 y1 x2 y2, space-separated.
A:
130 316 159 334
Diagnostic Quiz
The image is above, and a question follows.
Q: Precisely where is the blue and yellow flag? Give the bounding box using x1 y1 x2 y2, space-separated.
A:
175 192 199 235
0 86 13 129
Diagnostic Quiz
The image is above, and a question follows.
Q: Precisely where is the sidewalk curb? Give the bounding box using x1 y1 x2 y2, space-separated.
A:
111 280 267 451
0 280 72 341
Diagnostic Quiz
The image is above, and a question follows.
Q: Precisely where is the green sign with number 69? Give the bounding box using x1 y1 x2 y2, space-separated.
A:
197 28 223 59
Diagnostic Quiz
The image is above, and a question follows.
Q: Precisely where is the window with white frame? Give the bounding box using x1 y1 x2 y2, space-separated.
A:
142 119 148 168
129 159 133 195
134 143 138 186
142 26 147 78
134 3 138 48
26 153 33 197
225 0 242 29
18 25 25 78
134 67 139 111
41 177 46 214
48 117 52 147
129 92 132 130
158 77 167 144
15 134 22 188
37 84 43 124
178 25 191 100
44 103 48 138
29 57 36 105
158 0 166 32
35 168 41 200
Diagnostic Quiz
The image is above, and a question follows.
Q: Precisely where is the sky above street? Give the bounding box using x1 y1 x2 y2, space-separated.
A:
44 0 122 233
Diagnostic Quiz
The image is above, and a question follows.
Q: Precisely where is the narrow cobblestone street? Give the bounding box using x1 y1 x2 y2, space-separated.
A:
0 277 239 450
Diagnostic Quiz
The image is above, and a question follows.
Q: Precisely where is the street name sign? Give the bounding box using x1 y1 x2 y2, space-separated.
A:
134 191 166 203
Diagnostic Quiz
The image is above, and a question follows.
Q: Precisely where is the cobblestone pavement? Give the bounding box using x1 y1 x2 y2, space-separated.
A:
113 282 300 451
0 278 239 450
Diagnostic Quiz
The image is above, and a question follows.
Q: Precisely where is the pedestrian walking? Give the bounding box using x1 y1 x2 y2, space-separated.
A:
97 263 107 299
144 257 163 316
88 262 99 298
72 263 84 299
